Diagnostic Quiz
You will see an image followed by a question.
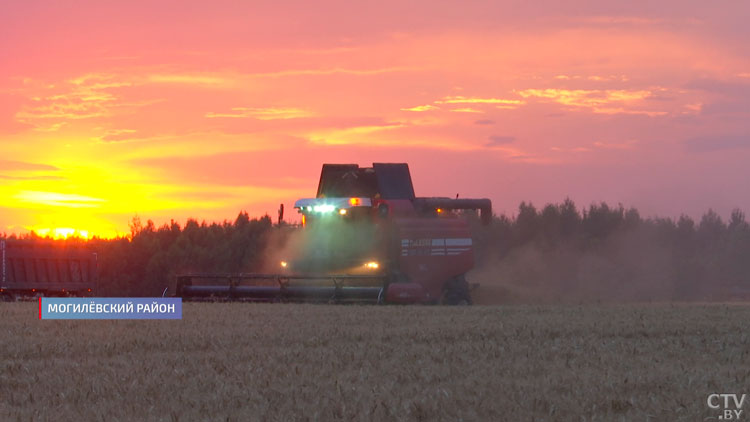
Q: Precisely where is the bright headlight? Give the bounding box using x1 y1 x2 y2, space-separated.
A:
313 204 335 213
364 261 379 269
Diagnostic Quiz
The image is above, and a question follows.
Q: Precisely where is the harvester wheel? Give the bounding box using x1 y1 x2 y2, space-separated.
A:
440 275 473 306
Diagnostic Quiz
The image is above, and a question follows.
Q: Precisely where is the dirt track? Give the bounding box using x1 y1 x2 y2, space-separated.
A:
1 303 748 421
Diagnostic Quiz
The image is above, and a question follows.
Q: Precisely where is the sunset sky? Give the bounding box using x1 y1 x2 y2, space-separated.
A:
1 1 748 238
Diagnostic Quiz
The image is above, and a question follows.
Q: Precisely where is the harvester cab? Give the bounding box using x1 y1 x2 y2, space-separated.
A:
176 163 491 304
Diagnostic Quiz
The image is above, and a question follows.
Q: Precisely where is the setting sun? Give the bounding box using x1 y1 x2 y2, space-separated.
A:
30 227 91 240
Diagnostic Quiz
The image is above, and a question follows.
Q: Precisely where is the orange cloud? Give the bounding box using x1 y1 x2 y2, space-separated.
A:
205 107 314 120
436 96 525 106
516 88 673 116
517 88 651 106
307 123 408 145
147 74 229 86
14 191 106 208
401 105 439 112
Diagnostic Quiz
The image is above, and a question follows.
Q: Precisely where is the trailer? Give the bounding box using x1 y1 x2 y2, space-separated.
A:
0 239 97 299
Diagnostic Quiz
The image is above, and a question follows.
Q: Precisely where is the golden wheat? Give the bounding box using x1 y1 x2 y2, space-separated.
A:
1 303 748 421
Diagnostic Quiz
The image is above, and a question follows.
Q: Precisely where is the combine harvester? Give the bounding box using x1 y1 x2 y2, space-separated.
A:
176 163 491 304
0 239 97 300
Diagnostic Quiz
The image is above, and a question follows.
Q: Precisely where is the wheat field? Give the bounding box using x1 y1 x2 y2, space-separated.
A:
1 302 748 421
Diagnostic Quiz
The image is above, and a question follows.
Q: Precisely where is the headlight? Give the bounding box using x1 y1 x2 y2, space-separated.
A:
280 261 288 268
364 261 379 269
313 204 335 213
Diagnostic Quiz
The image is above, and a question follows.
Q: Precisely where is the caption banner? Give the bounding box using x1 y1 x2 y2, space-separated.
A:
39 297 182 320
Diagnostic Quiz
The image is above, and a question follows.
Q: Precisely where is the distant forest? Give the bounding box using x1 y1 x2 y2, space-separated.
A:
467 201 750 302
3 200 749 301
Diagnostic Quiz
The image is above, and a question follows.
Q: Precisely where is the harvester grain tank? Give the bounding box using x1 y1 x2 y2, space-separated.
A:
176 163 491 304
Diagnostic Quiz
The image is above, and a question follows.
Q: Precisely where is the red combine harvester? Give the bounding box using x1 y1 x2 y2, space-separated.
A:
176 163 491 304
0 239 97 300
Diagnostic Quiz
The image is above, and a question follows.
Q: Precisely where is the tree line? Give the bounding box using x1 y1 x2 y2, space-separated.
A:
3 200 749 301
468 200 750 302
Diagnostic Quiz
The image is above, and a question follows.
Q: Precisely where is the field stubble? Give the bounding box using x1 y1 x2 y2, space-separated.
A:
1 303 749 421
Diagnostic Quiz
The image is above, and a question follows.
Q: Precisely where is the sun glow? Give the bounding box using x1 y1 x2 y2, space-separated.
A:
31 227 90 240
15 191 106 208
1 0 748 237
